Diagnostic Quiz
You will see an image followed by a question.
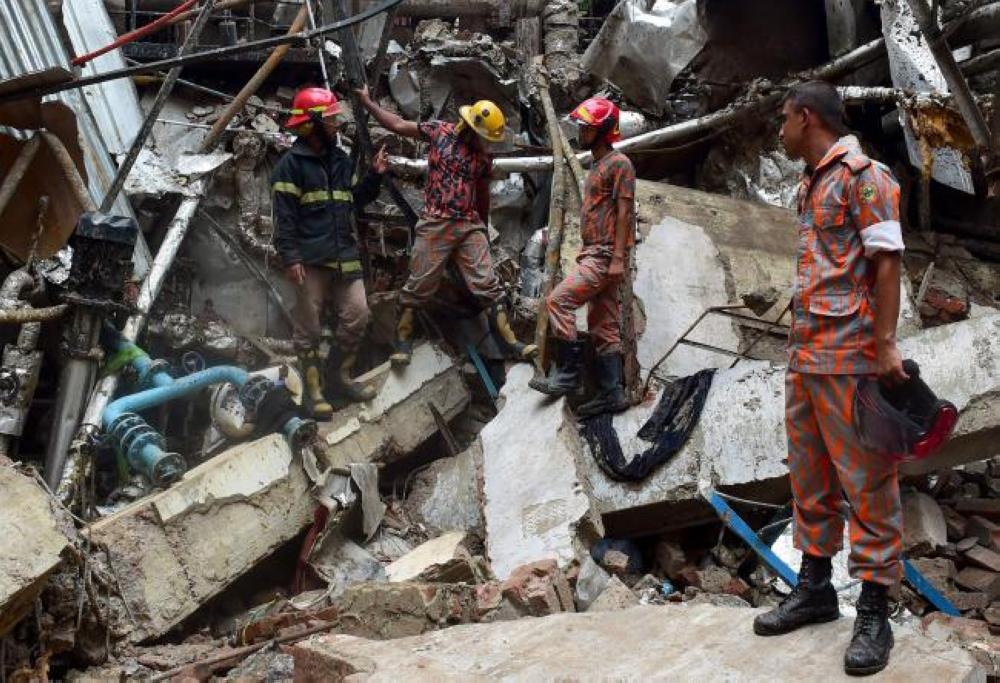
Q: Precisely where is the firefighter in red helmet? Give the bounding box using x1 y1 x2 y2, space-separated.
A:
271 87 388 418
530 97 636 418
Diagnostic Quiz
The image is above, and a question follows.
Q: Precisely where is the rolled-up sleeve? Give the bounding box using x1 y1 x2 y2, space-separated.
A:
851 164 904 257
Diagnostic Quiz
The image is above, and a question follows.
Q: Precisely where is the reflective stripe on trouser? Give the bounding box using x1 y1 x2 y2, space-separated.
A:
292 266 370 352
546 253 621 354
786 370 902 586
399 218 505 308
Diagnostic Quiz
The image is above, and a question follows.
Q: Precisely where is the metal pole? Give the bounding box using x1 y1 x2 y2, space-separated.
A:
100 0 218 213
200 5 309 152
905 0 993 153
0 136 41 218
0 0 406 105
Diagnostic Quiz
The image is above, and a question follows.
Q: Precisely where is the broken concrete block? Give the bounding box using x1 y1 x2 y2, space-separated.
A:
955 499 1000 521
694 566 734 595
331 581 482 640
291 605 984 681
909 558 957 593
320 343 470 466
966 516 1000 552
405 441 483 535
587 576 639 612
601 549 631 577
500 559 575 617
944 505 970 541
921 612 1000 676
985 604 1000 626
574 555 611 610
956 568 1000 601
385 532 486 584
480 364 601 579
308 528 387 595
583 314 1000 537
945 590 991 613
902 491 948 555
0 465 72 636
964 545 1000 573
90 435 315 643
653 539 688 581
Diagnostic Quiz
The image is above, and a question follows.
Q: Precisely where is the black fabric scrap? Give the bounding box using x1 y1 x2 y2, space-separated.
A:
580 368 716 482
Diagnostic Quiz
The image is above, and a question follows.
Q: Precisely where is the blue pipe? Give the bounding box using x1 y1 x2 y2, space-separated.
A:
103 365 251 427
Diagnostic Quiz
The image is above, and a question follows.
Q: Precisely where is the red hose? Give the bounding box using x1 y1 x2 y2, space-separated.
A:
71 0 200 67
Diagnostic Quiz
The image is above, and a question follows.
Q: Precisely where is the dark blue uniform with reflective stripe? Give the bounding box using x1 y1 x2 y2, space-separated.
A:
271 138 383 273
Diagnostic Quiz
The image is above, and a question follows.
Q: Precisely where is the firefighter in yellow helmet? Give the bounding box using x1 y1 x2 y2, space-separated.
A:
354 87 536 367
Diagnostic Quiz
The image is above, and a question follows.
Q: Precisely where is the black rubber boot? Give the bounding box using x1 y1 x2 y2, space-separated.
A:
325 346 376 403
529 339 585 396
487 302 538 362
753 554 841 636
844 582 893 676
577 352 630 417
391 306 415 368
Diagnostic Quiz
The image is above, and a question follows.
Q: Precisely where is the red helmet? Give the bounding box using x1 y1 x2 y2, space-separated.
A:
852 360 958 463
286 88 341 129
569 97 622 143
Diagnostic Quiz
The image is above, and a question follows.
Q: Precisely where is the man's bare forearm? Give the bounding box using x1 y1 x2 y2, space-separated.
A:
873 252 901 348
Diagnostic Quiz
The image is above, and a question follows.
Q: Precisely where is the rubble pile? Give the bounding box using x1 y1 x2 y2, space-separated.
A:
0 0 999 680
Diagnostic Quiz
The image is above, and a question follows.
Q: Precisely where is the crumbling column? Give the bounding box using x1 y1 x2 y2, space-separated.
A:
542 0 582 102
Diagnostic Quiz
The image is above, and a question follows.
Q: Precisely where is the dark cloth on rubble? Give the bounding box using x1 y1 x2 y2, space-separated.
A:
580 369 716 481
271 138 383 269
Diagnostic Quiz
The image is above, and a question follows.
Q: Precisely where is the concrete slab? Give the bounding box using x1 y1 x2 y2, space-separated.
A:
0 465 72 636
90 344 470 642
583 314 1000 536
633 180 920 378
405 441 484 535
290 604 985 682
320 343 470 465
90 435 313 643
480 364 602 579
385 532 478 583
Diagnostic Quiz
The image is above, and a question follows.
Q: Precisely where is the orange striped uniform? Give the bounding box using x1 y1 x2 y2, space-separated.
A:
786 135 905 586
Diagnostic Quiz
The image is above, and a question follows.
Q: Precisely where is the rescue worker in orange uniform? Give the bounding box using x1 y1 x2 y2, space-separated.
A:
354 86 537 367
529 97 635 418
272 87 388 418
753 81 907 677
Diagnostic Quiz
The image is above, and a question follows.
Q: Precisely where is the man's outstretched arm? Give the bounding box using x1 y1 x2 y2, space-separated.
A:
355 85 421 139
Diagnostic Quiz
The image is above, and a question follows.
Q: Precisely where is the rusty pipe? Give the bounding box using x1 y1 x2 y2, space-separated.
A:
39 132 97 212
0 136 42 219
0 305 70 324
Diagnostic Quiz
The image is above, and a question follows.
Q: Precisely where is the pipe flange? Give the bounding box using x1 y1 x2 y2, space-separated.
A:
284 416 318 451
239 376 271 418
150 452 186 488
139 359 173 388
180 351 205 375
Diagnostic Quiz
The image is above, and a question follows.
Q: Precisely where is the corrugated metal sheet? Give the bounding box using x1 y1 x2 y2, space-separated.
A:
0 0 151 275
62 0 143 155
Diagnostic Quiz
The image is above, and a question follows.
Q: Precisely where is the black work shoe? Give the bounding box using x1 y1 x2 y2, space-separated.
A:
577 352 630 417
844 582 893 676
529 340 585 396
753 554 840 636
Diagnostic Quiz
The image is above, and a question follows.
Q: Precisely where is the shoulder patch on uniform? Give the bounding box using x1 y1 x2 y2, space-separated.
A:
842 154 872 174
859 183 877 203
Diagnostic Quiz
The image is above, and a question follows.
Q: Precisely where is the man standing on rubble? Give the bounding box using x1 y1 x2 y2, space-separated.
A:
528 97 634 418
353 86 537 367
272 87 388 419
753 81 907 676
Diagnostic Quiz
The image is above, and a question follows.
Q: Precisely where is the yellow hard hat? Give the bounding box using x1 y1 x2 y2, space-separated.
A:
459 100 506 143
